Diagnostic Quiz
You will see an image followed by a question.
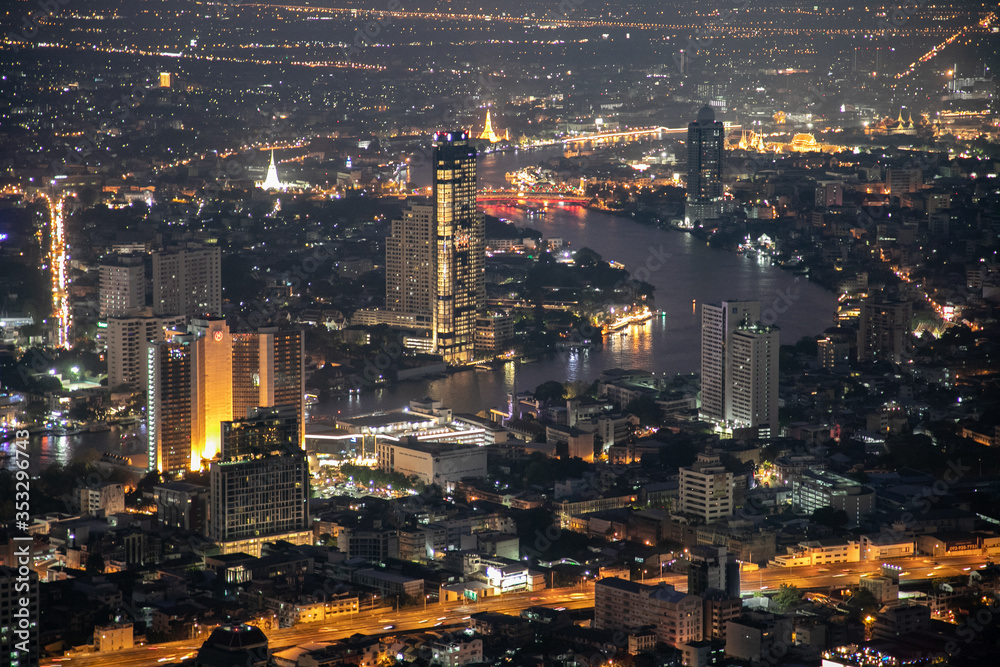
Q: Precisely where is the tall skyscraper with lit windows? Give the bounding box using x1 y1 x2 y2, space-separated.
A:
685 105 725 226
147 324 304 473
432 131 484 364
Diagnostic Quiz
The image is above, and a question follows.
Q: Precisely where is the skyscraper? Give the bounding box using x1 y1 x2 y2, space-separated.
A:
700 300 760 423
107 315 185 392
146 325 304 472
146 334 194 474
386 203 435 322
432 131 484 364
727 323 780 435
151 246 222 318
99 254 145 318
209 406 310 556
858 299 912 364
685 105 725 226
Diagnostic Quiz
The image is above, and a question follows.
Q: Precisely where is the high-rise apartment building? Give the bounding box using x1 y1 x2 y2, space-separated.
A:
146 324 304 472
209 408 310 556
386 203 435 325
700 300 760 423
99 254 145 318
431 131 484 364
146 334 194 474
151 246 222 318
107 315 185 392
1 565 39 667
685 105 725 226
857 299 912 364
727 324 780 435
688 545 741 598
595 578 704 648
677 452 734 523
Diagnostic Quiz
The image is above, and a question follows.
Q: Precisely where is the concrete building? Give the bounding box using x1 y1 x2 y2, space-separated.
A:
725 612 793 663
688 545 740 598
859 534 914 560
208 409 310 557
545 424 595 461
700 300 760 425
153 481 209 533
595 578 704 648
726 324 780 437
474 311 514 356
857 299 913 364
107 315 185 392
386 203 435 322
99 254 145 318
94 622 133 652
678 452 734 523
0 565 38 667
791 470 875 524
872 601 929 640
375 438 487 489
151 246 222 318
78 483 125 517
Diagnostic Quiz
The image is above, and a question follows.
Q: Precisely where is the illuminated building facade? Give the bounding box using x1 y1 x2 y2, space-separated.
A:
727 324 780 435
386 204 435 321
684 105 725 225
151 246 222 318
99 254 145 318
147 335 194 474
209 407 310 557
432 131 484 364
146 325 304 472
107 315 185 392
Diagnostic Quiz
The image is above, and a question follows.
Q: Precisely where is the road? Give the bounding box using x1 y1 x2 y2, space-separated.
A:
57 585 595 667
54 554 990 667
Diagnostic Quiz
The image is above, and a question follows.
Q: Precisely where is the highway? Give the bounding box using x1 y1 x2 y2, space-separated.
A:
52 554 989 667
56 585 595 667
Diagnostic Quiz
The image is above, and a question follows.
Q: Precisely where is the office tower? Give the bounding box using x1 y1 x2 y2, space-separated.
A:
209 408 310 556
886 168 922 196
151 246 222 318
1 565 39 667
147 323 305 473
688 545 741 598
432 131 484 364
727 323 780 435
684 105 725 226
107 315 185 392
858 299 913 364
700 300 760 423
678 452 733 523
386 203 435 321
146 334 194 474
190 318 234 464
594 578 703 648
99 254 145 318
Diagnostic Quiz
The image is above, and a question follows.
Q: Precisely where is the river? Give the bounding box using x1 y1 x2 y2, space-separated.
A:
313 145 837 418
5 144 837 469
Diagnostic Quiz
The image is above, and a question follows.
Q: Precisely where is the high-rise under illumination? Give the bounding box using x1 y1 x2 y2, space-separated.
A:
146 324 304 473
431 131 484 364
685 105 725 226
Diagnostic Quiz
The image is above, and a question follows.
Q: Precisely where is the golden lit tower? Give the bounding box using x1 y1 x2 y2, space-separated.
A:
190 318 234 466
432 131 484 364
